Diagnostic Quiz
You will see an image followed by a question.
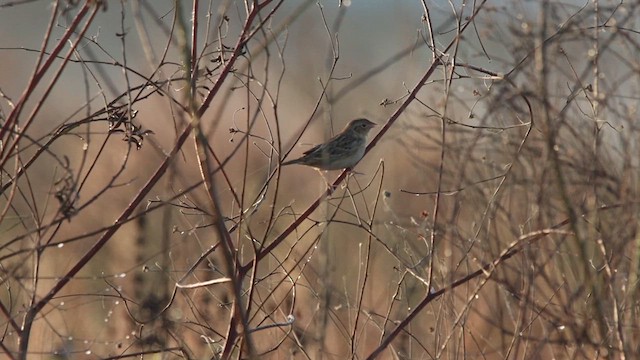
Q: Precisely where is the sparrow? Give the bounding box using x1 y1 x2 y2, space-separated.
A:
282 118 376 170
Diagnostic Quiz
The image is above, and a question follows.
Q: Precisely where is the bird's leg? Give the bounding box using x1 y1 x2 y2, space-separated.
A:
341 168 363 189
315 169 338 191
346 167 364 176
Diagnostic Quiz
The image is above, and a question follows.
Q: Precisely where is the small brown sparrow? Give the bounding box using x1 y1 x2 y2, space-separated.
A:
282 118 376 170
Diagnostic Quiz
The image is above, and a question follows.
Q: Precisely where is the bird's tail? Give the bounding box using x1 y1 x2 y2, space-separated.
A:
281 158 301 166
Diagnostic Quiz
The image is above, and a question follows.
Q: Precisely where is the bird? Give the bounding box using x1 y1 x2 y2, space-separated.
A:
281 118 376 170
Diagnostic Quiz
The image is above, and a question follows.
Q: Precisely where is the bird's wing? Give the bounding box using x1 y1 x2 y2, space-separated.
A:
301 132 359 157
302 143 324 156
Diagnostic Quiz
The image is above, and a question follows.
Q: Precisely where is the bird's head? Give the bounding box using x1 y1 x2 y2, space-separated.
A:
347 118 377 136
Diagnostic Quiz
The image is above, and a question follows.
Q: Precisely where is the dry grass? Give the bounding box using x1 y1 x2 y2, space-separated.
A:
1 0 640 359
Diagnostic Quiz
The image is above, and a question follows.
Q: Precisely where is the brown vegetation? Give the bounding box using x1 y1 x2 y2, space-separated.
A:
1 0 639 359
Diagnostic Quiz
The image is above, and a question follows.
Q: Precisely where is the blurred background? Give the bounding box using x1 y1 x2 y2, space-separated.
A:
1 0 639 359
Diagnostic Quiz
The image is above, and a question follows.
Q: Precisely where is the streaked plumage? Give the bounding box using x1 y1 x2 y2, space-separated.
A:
282 118 376 170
